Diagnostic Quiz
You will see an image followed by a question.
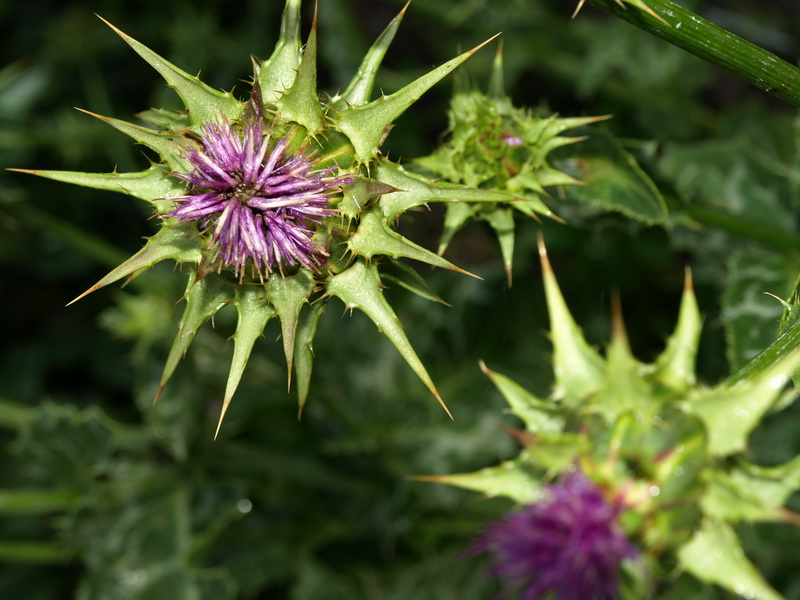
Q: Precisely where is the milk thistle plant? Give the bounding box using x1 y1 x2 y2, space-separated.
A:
9 0 800 598
14 1 553 434
412 48 606 283
423 241 800 599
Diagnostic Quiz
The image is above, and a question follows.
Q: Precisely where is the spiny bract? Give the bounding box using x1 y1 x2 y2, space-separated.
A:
422 238 800 600
412 46 607 284
15 1 530 436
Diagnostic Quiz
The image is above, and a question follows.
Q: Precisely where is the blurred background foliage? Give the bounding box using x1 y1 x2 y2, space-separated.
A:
2 0 800 598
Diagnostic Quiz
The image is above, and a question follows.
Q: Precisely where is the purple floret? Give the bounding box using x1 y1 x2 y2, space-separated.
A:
169 115 352 279
473 471 638 600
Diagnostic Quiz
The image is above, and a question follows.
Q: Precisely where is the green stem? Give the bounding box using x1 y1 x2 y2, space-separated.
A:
0 489 77 514
586 0 800 108
0 541 72 564
728 313 800 385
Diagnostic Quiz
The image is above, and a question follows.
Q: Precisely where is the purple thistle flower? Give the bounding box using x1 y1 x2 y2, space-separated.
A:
473 471 638 600
169 113 352 279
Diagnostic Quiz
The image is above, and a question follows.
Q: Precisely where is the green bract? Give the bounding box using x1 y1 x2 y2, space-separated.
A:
412 47 607 283
14 1 517 435
423 239 800 600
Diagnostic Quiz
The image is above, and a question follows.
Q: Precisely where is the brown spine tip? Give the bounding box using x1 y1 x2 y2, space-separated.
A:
537 233 552 272
610 290 627 341
74 107 108 122
450 263 483 281
478 359 492 377
153 384 165 406
66 285 99 307
464 32 503 58
406 473 452 484
213 409 227 440
572 0 587 18
683 265 694 292
430 385 453 420
95 14 130 40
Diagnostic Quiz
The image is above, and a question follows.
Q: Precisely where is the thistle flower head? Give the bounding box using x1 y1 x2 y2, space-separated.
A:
473 471 637 600
411 50 606 283
18 2 504 431
170 101 351 279
428 242 800 598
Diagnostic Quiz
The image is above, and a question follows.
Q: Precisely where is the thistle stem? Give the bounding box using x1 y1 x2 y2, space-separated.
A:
0 541 72 564
586 0 800 108
0 489 76 514
728 315 800 385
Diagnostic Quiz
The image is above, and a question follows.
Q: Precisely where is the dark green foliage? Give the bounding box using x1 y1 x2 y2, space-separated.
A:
4 0 800 598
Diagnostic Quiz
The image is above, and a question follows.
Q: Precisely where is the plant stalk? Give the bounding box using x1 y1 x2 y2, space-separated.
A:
586 0 800 108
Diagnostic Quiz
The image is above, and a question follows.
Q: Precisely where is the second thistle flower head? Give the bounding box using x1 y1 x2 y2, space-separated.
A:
473 471 638 600
170 98 352 280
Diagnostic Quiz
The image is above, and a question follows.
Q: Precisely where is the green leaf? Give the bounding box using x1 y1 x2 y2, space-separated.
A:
18 402 113 488
599 311 653 419
525 434 590 473
334 36 498 164
9 165 183 212
539 240 605 405
332 2 408 108
415 452 543 503
265 269 316 383
275 11 323 134
479 361 564 434
337 177 397 222
568 130 667 224
257 0 302 104
661 137 795 230
68 223 204 305
294 301 325 417
686 352 800 456
157 273 236 401
701 456 800 522
136 108 190 130
326 260 450 417
677 520 784 600
483 207 515 284
76 487 200 600
722 248 797 372
98 18 242 128
375 161 539 221
437 202 480 256
218 285 275 437
347 207 475 276
652 270 702 391
487 42 505 99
